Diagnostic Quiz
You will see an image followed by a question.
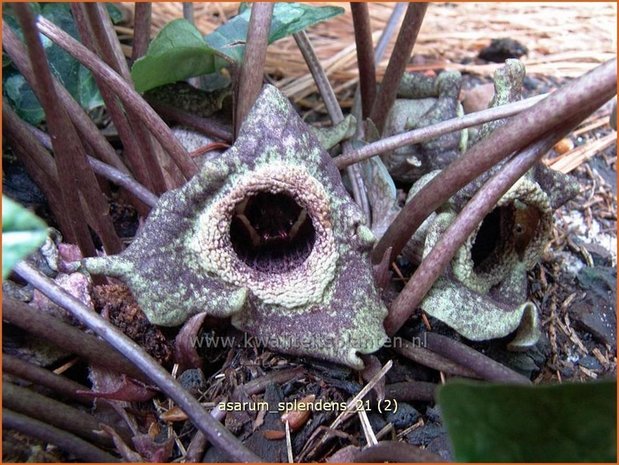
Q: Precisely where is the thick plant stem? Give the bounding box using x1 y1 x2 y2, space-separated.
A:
384 96 611 336
351 3 376 118
234 2 273 138
3 409 119 463
3 298 146 381
83 3 169 193
13 4 122 256
36 16 198 179
333 94 546 168
393 339 478 378
373 58 617 265
2 25 129 175
425 333 531 384
3 355 93 405
131 2 151 62
369 3 428 134
3 382 111 447
13 262 263 463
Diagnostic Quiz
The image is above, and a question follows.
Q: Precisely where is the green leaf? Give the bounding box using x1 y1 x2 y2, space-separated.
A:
2 196 48 279
437 380 617 462
131 3 344 92
131 19 219 93
3 73 45 125
205 3 344 63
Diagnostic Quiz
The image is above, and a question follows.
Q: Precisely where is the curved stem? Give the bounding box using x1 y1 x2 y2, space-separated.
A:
4 382 111 447
13 262 263 463
3 298 145 381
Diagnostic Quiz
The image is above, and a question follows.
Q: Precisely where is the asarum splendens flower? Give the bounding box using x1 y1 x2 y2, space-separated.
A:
83 85 387 369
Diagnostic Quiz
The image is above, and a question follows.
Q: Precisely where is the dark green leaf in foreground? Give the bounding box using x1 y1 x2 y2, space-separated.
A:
131 3 344 93
2 196 48 279
437 379 617 462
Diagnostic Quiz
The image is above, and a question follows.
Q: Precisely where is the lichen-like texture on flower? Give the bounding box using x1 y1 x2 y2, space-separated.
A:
83 85 388 369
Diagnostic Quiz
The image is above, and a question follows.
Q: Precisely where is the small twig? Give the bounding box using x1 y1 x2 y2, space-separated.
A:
327 360 392 433
3 409 119 463
13 4 122 256
131 2 152 63
234 367 305 398
3 298 146 381
234 2 273 138
424 333 531 384
13 262 263 462
352 440 444 463
36 16 198 179
373 58 617 265
4 382 111 447
369 3 428 133
393 339 478 378
351 3 376 118
185 402 227 462
294 30 342 122
3 354 93 405
333 94 547 168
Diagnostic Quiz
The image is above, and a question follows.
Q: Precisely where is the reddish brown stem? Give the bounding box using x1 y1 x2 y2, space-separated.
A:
131 3 152 63
3 298 145 381
14 262 262 462
13 4 122 256
81 3 169 194
234 2 273 137
4 382 111 447
369 3 428 133
351 3 376 118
